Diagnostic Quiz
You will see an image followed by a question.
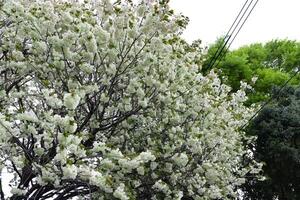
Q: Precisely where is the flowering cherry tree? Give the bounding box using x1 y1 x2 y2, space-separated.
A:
0 0 260 199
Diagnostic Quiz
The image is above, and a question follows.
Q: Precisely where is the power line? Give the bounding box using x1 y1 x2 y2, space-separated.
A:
185 0 259 95
209 0 256 70
213 0 259 69
239 67 300 131
204 0 299 132
205 0 259 72
205 0 250 71
194 0 299 131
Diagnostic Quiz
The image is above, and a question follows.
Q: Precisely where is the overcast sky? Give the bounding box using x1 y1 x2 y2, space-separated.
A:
170 0 300 49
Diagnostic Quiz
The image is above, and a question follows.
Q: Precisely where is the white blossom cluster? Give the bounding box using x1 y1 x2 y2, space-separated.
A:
0 0 260 199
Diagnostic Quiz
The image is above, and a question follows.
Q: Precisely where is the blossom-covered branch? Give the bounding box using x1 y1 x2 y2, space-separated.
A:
0 0 260 199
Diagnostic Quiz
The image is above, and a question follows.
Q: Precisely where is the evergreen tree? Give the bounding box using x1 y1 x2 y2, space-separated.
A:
242 86 300 200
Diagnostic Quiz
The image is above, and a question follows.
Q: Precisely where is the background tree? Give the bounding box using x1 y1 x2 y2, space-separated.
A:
242 86 300 200
203 39 300 105
0 0 259 199
203 38 300 199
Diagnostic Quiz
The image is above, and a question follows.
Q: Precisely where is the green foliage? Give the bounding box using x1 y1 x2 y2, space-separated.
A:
203 39 300 105
242 86 300 200
202 37 225 72
264 39 300 71
219 53 253 91
255 68 289 91
231 43 267 70
203 39 300 199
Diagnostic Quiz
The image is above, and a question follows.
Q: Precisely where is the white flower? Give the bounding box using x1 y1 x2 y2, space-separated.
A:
13 51 24 60
100 93 110 103
46 94 63 108
108 149 124 159
118 158 140 171
251 76 258 83
62 164 78 180
138 151 156 162
36 176 47 186
137 166 145 175
208 185 222 199
79 63 94 74
153 180 170 194
33 41 47 52
41 167 57 183
175 191 184 200
113 183 129 200
66 135 81 145
62 116 77 133
17 112 38 122
63 93 81 110
205 168 219 184
92 142 107 152
101 158 115 169
139 99 148 108
11 188 26 196
95 27 110 42
54 149 68 164
86 37 97 53
150 162 158 170
172 153 189 167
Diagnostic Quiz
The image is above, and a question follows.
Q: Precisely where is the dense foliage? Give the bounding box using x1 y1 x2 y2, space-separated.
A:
0 0 259 199
242 86 300 200
203 39 300 105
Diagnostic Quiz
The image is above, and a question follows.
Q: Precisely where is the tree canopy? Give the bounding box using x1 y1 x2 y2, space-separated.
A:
0 0 259 199
203 39 300 105
242 86 300 200
203 37 300 200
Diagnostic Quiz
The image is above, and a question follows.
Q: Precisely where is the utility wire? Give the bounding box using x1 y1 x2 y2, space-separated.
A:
205 0 250 71
206 0 299 132
195 0 298 132
185 0 259 94
207 0 259 70
240 67 300 131
213 0 259 69
208 0 257 71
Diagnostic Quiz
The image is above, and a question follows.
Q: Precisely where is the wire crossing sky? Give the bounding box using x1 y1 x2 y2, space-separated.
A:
168 0 300 131
170 0 300 49
206 0 259 71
